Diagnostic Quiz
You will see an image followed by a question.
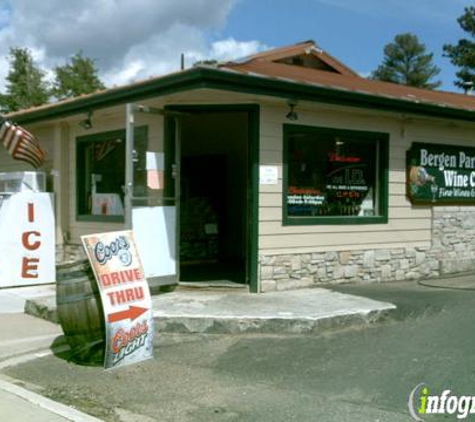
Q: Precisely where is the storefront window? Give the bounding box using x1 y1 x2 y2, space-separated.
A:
77 129 127 221
283 125 389 225
76 127 148 221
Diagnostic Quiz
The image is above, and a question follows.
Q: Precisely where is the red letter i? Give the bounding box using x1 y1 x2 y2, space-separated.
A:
28 203 34 223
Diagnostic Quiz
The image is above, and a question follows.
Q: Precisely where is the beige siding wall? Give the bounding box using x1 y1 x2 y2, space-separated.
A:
258 103 475 255
4 89 475 263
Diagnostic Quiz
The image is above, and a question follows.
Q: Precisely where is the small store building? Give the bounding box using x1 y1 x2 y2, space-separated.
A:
4 40 475 293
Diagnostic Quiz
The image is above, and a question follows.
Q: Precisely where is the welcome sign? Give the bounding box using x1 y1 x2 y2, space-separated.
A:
407 142 475 205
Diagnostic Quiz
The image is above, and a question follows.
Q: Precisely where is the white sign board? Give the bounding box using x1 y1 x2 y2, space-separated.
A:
81 230 154 370
132 206 176 278
259 165 279 185
0 192 55 287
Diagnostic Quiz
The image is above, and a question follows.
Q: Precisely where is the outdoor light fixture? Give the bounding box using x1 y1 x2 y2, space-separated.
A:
286 100 298 121
79 111 93 130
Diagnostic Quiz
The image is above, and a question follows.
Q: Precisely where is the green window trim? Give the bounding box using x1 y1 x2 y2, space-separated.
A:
76 126 148 223
282 124 389 226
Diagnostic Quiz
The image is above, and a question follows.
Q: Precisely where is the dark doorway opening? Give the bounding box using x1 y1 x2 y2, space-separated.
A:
179 112 249 285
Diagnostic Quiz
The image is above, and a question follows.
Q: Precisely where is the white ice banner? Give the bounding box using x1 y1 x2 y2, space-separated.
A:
0 192 55 287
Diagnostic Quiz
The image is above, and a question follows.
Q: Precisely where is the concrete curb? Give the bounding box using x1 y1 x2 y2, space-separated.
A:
153 308 396 335
24 297 58 324
0 373 104 422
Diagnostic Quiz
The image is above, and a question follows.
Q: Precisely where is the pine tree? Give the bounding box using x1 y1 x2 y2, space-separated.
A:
443 6 475 90
0 47 50 113
371 33 441 89
52 51 105 100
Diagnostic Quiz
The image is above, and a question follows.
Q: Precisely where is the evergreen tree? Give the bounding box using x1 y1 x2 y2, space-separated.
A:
0 47 50 113
52 51 105 100
443 6 475 90
371 33 441 89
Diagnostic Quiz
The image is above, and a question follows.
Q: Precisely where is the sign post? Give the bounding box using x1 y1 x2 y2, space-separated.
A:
81 230 154 369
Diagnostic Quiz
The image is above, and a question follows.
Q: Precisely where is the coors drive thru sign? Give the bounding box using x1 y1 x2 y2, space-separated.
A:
81 230 153 369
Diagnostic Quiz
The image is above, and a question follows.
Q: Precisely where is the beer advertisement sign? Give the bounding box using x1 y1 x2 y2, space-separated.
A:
81 230 153 369
407 142 475 205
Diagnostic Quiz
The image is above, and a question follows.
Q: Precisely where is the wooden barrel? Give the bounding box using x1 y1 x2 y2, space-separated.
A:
56 259 105 364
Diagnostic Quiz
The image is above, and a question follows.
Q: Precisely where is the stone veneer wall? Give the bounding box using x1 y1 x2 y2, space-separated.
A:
259 207 475 292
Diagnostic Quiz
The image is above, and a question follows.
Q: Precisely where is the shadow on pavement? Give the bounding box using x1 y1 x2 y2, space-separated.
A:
50 335 104 367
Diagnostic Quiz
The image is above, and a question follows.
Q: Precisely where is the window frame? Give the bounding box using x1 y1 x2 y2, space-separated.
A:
282 124 389 226
76 126 147 223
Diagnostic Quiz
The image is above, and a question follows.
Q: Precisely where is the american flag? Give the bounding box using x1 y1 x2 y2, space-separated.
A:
0 120 47 168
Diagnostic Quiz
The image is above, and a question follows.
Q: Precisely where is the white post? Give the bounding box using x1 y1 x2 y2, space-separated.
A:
125 103 135 229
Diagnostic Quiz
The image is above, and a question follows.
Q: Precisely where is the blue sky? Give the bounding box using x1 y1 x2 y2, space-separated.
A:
218 0 469 92
0 0 469 93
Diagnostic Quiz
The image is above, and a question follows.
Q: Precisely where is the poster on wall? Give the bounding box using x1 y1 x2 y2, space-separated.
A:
0 192 55 287
259 165 278 185
407 142 475 205
81 230 154 370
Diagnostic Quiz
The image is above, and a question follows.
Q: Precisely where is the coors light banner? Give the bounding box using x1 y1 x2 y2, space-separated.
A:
81 230 154 369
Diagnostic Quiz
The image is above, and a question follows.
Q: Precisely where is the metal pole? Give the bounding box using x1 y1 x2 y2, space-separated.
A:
125 103 134 229
174 116 181 281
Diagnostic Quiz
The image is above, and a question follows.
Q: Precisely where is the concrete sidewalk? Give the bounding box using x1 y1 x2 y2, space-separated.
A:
0 284 56 314
152 287 397 334
0 286 104 422
24 285 397 335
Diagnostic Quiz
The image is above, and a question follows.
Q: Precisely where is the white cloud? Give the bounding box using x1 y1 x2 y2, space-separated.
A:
210 38 265 60
0 0 267 91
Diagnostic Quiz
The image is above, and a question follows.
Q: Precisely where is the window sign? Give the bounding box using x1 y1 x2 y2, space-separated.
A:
146 152 165 190
284 125 388 225
407 142 475 205
260 165 278 185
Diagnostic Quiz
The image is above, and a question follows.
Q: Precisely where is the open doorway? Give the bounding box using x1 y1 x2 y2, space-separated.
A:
178 111 249 285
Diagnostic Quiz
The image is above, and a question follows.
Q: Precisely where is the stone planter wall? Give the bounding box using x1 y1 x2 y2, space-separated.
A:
259 207 475 292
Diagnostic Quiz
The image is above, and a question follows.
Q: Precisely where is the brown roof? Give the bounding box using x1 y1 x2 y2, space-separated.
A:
236 40 360 77
9 40 475 124
222 41 475 113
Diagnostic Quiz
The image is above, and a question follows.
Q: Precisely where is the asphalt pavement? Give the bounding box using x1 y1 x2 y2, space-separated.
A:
0 280 397 422
1 274 475 421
